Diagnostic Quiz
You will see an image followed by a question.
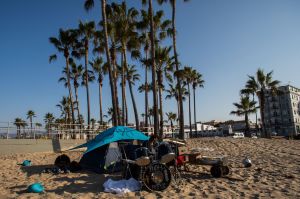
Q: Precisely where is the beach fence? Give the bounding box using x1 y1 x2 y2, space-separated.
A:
0 121 114 140
0 122 225 140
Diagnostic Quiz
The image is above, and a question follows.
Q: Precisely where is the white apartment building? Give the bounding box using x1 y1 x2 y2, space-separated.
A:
264 85 300 136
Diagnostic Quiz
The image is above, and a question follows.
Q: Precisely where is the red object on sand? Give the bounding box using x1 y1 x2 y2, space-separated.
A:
176 155 185 166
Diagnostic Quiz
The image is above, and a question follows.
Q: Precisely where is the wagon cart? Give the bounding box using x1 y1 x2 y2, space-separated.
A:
182 153 230 178
164 139 230 178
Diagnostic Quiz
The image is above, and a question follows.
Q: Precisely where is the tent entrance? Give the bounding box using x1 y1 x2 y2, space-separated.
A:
79 142 122 174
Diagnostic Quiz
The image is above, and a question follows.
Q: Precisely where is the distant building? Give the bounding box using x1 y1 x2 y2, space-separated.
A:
195 122 217 131
218 120 256 136
263 85 300 137
202 120 222 126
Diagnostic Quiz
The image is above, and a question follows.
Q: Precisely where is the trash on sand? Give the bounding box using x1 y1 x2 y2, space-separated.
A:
27 183 44 193
243 157 252 168
21 160 31 166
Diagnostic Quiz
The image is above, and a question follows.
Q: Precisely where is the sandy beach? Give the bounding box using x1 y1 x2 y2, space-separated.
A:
0 137 299 199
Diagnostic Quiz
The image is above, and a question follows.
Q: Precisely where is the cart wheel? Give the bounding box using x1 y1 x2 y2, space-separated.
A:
210 165 223 178
221 166 230 176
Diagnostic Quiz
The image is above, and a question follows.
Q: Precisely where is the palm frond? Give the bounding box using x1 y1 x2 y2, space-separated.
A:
49 54 57 63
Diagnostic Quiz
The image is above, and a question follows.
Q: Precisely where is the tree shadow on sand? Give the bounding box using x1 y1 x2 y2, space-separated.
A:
46 172 122 194
18 167 123 195
10 185 28 194
21 164 54 177
48 174 105 194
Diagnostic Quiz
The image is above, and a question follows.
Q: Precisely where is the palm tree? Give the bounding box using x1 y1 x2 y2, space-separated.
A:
138 82 152 129
14 118 22 138
71 62 84 124
192 70 204 134
155 46 173 137
77 21 95 128
244 69 280 138
49 29 77 124
81 66 96 126
166 112 177 132
165 83 188 119
112 2 140 125
59 62 84 124
35 123 42 128
91 57 105 125
139 38 151 130
105 107 114 124
19 119 28 138
182 66 194 134
90 118 96 130
56 96 71 124
84 0 119 126
230 95 257 137
241 78 260 132
141 0 159 136
148 107 154 126
137 9 171 130
157 0 190 139
44 113 55 137
126 65 140 130
26 110 36 135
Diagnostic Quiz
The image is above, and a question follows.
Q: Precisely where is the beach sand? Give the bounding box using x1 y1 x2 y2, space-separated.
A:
0 137 299 199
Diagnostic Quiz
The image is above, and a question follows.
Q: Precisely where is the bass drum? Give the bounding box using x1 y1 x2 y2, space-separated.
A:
143 163 172 191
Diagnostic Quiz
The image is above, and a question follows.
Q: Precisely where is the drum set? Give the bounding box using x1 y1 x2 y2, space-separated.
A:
121 140 231 192
122 142 175 191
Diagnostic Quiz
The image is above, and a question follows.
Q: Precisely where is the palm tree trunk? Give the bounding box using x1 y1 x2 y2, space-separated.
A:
148 0 159 136
193 87 198 133
67 109 71 124
188 83 192 135
158 71 164 138
253 93 258 132
125 93 128 126
128 80 140 130
145 51 149 130
149 113 152 127
17 126 20 139
101 0 118 126
85 43 91 128
121 51 125 125
65 56 76 124
112 43 121 125
30 117 33 135
74 85 81 123
171 0 184 139
259 89 267 138
176 98 180 123
245 113 250 137
99 81 103 125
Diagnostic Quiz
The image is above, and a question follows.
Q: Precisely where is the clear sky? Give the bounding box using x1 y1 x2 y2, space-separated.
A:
0 0 300 124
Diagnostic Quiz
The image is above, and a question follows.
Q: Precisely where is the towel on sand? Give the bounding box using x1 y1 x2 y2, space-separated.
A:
103 178 141 194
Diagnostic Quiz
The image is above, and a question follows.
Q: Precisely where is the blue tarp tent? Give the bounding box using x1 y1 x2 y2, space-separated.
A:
72 126 149 173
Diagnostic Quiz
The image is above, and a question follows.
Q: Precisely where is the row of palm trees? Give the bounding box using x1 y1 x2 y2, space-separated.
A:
48 0 205 138
13 110 41 138
231 68 280 138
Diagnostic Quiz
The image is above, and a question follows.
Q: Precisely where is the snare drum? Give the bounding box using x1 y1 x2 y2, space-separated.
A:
157 142 176 164
134 147 151 166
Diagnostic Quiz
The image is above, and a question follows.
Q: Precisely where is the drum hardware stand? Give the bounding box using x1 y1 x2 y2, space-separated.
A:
120 145 134 178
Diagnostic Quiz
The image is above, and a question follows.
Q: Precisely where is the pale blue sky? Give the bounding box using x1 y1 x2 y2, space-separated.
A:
0 0 300 124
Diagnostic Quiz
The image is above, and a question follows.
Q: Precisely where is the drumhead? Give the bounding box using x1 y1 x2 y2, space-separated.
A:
143 163 171 191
